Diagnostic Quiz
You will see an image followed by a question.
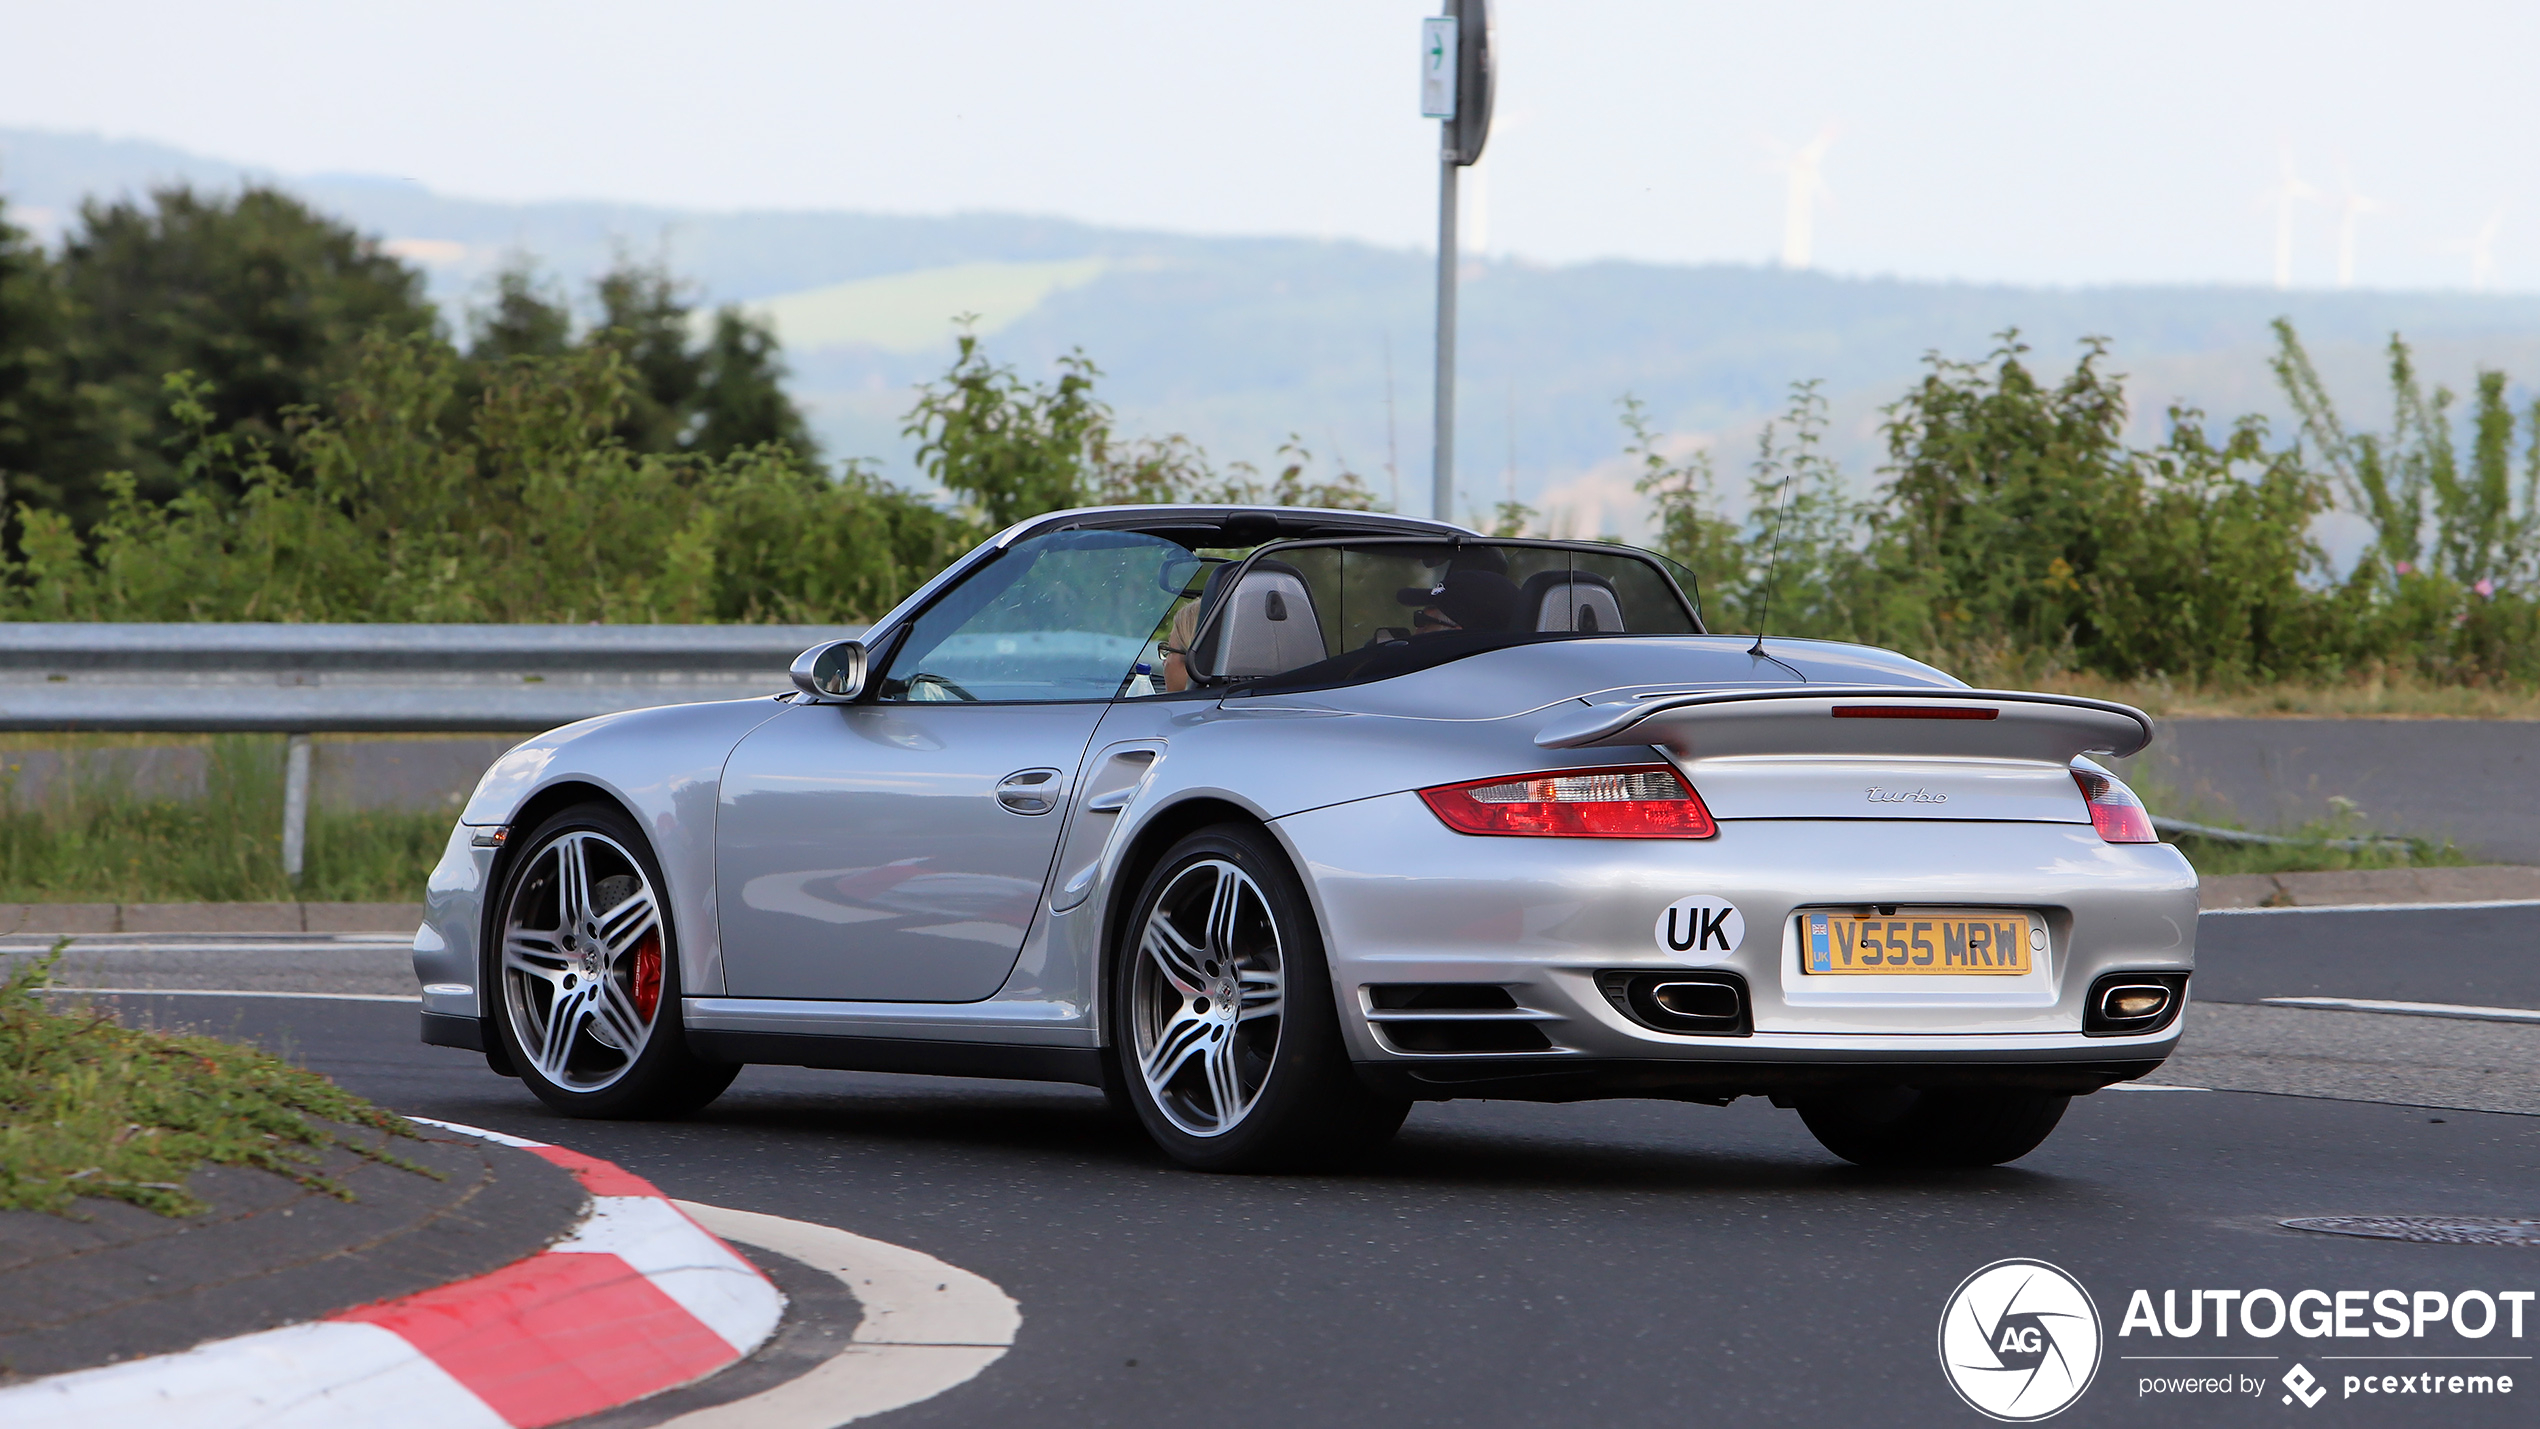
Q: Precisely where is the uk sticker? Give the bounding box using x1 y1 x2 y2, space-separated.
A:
1655 895 1743 959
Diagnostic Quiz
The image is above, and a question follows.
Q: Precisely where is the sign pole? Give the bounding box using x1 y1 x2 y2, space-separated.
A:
1432 155 1458 525
1420 2 1492 526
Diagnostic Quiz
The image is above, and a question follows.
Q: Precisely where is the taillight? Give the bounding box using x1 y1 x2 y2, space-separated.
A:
2071 767 2156 843
1419 764 1717 839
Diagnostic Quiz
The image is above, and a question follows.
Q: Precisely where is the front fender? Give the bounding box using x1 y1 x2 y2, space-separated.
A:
428 695 791 1015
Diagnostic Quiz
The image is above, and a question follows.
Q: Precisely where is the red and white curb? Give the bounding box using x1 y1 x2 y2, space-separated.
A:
0 1119 783 1429
647 1201 1020 1428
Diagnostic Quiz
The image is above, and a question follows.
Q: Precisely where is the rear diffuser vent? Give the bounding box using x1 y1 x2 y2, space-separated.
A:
1368 984 1520 1012
1376 1021 1554 1054
1364 983 1549 1054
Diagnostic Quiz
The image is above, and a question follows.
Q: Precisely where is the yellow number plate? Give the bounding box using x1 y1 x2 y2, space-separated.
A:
1802 910 2037 975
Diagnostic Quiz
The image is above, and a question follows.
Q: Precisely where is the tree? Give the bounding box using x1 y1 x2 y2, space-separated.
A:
476 257 817 462
56 185 440 503
0 192 97 525
466 263 573 362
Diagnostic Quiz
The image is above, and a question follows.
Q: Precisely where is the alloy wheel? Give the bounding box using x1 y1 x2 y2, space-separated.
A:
1130 857 1287 1138
499 829 667 1093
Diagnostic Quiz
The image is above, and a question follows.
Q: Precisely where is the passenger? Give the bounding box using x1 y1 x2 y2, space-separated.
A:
1396 568 1522 637
1158 600 1201 692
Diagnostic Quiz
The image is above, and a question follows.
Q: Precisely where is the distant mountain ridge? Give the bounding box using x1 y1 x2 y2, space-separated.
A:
12 126 2540 535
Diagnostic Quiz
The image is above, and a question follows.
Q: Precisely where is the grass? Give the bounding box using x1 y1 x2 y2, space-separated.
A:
2166 828 2472 878
0 944 427 1216
0 734 446 903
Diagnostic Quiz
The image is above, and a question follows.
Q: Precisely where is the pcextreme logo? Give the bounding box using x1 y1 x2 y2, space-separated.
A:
1938 1259 2103 1421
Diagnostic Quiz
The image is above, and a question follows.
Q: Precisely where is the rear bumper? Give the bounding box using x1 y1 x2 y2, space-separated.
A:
1275 794 2197 1090
1354 1053 2172 1104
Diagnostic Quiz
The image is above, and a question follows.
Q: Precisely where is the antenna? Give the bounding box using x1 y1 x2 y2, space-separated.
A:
1747 468 1796 658
1382 335 1400 512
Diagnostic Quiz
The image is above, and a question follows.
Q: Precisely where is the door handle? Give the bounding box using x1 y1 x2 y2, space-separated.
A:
995 768 1064 815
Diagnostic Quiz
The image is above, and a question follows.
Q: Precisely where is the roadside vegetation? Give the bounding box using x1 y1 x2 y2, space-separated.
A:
1629 326 2540 692
0 735 443 903
0 945 424 1216
4 181 2538 892
2168 828 2469 879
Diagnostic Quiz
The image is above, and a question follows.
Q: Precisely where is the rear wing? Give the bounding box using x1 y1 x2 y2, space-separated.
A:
1533 686 2153 764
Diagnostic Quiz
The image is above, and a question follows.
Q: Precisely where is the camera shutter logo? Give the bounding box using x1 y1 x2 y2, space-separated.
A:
1937 1259 2102 1421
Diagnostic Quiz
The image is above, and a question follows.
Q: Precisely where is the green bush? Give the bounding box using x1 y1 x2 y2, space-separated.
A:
1638 325 2540 686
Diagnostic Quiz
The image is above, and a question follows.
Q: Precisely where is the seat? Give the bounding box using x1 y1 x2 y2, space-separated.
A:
1518 569 1626 632
1192 560 1329 679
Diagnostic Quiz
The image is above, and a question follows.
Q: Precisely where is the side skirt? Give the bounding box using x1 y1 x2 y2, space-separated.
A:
688 1030 1107 1088
421 1010 485 1051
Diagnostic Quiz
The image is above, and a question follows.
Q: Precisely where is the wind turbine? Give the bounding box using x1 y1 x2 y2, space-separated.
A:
2332 161 2381 290
2460 210 2504 291
2256 150 2318 290
1776 126 1838 270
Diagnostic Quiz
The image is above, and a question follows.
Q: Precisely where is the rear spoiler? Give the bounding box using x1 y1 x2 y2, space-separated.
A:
1533 686 2154 763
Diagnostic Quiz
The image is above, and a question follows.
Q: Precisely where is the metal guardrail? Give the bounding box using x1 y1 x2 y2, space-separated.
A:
0 622 861 732
1 622 860 878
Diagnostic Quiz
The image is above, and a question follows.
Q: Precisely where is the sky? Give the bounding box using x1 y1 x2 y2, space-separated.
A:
4 0 2537 293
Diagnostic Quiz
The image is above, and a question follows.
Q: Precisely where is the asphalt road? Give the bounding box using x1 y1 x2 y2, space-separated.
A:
69 904 2540 1429
2194 906 2540 1008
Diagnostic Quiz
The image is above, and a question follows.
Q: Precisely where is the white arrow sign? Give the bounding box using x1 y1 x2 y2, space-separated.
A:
1420 16 1458 119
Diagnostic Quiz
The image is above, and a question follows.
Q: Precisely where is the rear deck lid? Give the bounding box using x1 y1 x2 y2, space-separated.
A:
1535 687 2152 824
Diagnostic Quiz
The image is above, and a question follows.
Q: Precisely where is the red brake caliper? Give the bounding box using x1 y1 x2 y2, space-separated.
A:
631 932 663 1021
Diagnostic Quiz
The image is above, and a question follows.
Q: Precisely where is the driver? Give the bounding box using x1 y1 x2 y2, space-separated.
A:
1396 568 1522 636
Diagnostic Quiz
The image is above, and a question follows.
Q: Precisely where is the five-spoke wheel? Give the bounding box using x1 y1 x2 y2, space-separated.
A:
1111 824 1407 1171
500 828 665 1093
1129 857 1287 1138
490 803 737 1118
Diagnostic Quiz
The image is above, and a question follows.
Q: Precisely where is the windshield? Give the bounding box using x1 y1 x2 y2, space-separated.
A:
877 530 1212 702
1154 539 1702 696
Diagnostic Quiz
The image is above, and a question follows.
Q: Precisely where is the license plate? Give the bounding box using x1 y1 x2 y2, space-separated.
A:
1802 909 2038 975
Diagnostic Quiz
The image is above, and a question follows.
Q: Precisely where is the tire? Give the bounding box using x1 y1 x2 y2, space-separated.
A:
1796 1086 2069 1168
488 802 738 1120
1110 823 1408 1172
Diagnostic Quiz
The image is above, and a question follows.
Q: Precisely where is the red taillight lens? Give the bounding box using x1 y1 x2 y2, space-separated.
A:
2071 768 2156 843
1419 764 1717 839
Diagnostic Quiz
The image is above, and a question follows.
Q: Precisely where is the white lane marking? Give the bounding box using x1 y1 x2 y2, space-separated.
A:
0 939 413 952
2201 899 2540 916
0 1319 506 1429
2262 996 2540 1026
405 1115 547 1148
655 1201 1020 1429
28 987 420 1003
2104 1081 2210 1091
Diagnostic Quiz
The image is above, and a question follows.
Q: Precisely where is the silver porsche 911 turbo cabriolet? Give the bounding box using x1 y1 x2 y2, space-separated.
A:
414 503 2196 1171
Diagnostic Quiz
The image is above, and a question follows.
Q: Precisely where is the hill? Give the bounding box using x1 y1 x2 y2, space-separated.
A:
11 126 2540 537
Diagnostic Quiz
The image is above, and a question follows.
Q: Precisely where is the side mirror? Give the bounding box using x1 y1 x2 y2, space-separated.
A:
790 640 867 702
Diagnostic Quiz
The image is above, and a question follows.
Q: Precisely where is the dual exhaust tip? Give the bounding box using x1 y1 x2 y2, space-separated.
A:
2084 972 2188 1036
1601 969 2181 1041
1597 970 1752 1037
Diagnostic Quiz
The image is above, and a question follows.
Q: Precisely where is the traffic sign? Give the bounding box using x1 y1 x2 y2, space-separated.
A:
1421 17 1457 119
